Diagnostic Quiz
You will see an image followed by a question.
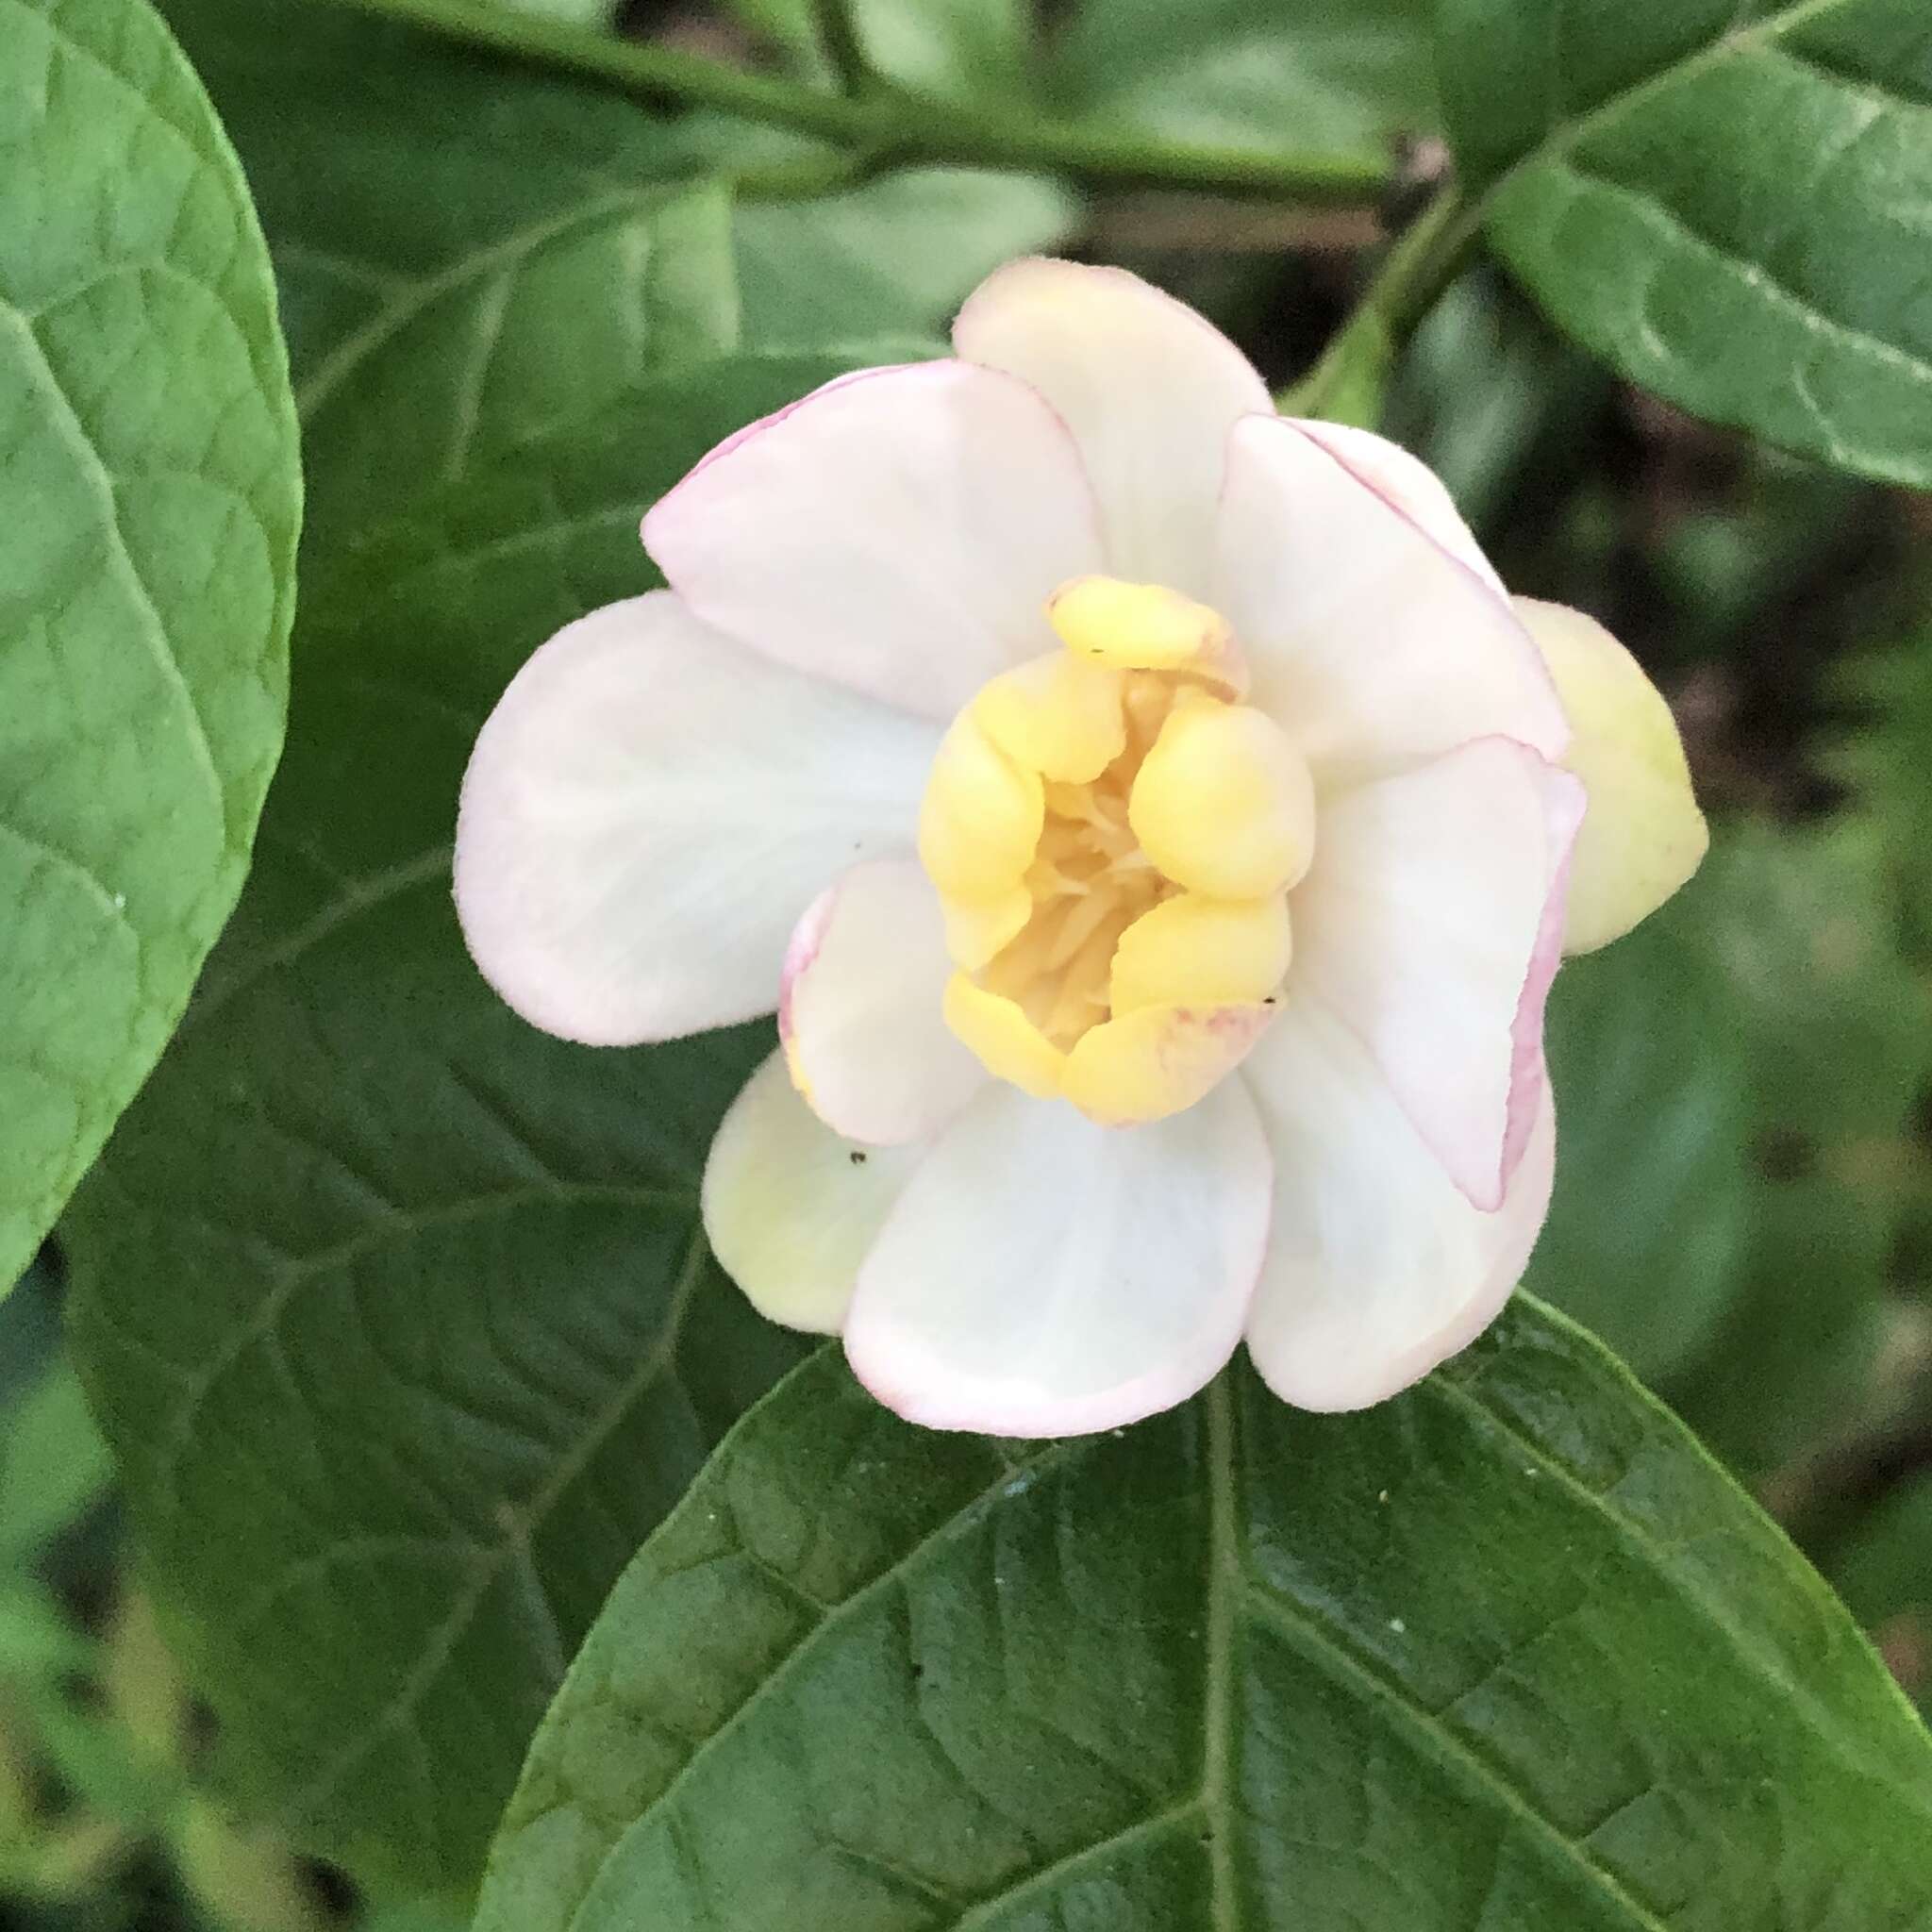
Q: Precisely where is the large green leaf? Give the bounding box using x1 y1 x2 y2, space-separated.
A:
60 355 904 1891
0 0 300 1291
158 0 741 543
160 0 1072 436
1050 0 1437 168
1436 0 1932 485
478 1307 1932 1931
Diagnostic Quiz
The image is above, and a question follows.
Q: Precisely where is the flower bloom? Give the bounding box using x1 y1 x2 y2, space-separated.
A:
455 258 1707 1437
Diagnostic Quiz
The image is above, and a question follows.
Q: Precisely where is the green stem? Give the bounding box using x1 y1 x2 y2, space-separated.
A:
808 0 877 97
1282 184 1483 421
306 0 1391 203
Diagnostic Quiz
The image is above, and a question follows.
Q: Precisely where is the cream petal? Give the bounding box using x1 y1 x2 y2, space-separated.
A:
703 1052 927 1335
1288 737 1583 1211
1514 597 1709 956
1241 1006 1557 1411
642 360 1104 721
455 592 938 1045
781 858 988 1146
953 257 1271 595
844 1078 1271 1437
1213 415 1569 788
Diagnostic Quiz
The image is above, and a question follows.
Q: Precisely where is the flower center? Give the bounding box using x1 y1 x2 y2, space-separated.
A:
918 575 1315 1125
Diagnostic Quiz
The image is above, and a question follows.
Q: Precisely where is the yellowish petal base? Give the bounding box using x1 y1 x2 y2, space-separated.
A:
1515 597 1708 955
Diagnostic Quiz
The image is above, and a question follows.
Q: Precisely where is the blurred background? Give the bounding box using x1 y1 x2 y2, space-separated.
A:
6 0 1931 1923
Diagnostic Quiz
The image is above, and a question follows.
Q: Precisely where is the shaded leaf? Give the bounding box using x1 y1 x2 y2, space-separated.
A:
479 1309 1932 1931
158 0 742 543
1050 0 1436 169
0 0 300 1290
1533 810 1932 1452
1828 1468 1932 1712
0 1359 110 1566
61 354 897 1892
1531 899 1753 1382
715 0 1034 104
161 0 1073 458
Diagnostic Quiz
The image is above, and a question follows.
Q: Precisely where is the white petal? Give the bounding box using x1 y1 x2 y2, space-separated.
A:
642 361 1103 721
1288 738 1583 1211
781 858 987 1146
1241 1005 1557 1411
844 1080 1271 1437
1213 415 1569 788
953 258 1271 596
455 592 938 1045
703 1052 927 1335
1286 418 1504 593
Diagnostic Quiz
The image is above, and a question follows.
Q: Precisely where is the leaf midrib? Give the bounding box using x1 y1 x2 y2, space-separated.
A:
551 1363 1832 1932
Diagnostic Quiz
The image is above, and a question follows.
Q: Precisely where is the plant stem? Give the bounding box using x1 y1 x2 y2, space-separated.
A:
1283 183 1483 421
306 0 1391 203
808 0 877 97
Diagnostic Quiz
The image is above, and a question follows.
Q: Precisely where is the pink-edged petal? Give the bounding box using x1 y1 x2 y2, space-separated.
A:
953 258 1271 596
642 361 1104 721
1287 737 1583 1211
1212 415 1569 788
845 1079 1271 1437
455 592 938 1046
703 1052 928 1335
1241 1005 1557 1412
1287 418 1504 593
781 858 988 1146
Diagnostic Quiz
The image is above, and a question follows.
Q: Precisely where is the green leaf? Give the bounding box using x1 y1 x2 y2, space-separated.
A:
1660 1174 1895 1483
60 353 901 1894
716 0 1034 104
160 0 1073 429
1830 632 1932 962
734 170 1075 350
0 0 301 1291
0 1359 110 1565
1828 1469 1932 1712
1530 902 1753 1383
1436 0 1932 485
1050 0 1437 169
1381 271 1609 539
158 0 743 545
1532 816 1929 1463
479 1307 1932 1931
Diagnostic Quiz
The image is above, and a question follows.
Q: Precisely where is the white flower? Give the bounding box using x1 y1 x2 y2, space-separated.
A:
455 258 1707 1437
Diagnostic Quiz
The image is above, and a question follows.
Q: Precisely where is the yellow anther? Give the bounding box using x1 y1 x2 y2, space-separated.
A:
941 886 1033 972
1047 576 1244 692
1109 893 1291 1016
917 714 1044 901
1128 700 1314 900
921 580 1296 1124
1062 1002 1275 1127
972 651 1126 784
942 974 1065 1098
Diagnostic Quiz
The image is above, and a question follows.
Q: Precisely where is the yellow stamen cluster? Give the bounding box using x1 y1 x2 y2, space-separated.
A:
918 576 1314 1125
